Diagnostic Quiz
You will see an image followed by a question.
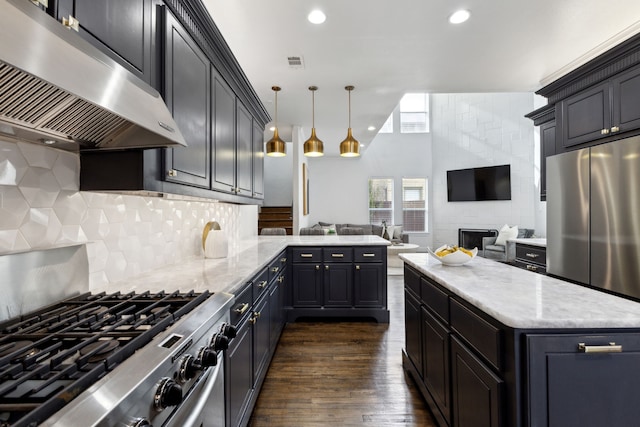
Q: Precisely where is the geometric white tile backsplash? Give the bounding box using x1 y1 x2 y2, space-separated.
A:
0 139 257 289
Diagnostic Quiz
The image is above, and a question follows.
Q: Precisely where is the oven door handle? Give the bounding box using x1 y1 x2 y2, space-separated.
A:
162 354 223 427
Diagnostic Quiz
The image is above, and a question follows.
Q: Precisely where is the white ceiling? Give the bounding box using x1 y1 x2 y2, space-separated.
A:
202 0 640 155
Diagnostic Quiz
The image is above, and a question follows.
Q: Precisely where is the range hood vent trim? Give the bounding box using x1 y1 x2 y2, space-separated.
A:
0 0 187 151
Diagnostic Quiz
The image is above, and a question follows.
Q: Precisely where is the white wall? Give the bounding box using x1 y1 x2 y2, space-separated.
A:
300 92 542 250
263 141 293 207
0 139 257 289
430 92 540 249
306 107 433 249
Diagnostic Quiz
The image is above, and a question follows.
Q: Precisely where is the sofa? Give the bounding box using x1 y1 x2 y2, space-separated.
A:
482 227 534 262
300 222 409 243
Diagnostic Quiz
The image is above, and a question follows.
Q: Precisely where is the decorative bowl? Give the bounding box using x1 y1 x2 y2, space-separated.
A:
427 245 477 266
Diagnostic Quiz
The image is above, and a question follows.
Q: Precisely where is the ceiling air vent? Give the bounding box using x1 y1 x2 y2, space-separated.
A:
287 56 305 69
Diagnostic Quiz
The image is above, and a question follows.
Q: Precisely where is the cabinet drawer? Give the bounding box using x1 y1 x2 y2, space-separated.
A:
421 277 449 324
230 283 252 326
450 298 502 371
514 260 547 275
323 247 353 263
354 247 384 263
515 244 546 265
253 267 270 302
268 256 284 283
404 265 421 297
291 248 322 263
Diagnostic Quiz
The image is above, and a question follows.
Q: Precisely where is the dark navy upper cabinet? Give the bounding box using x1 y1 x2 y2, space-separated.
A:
236 101 254 197
559 81 611 148
211 72 236 194
54 0 154 85
612 65 640 134
163 8 210 188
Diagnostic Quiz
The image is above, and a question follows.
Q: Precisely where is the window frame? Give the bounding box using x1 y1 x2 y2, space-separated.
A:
368 177 395 225
401 177 428 233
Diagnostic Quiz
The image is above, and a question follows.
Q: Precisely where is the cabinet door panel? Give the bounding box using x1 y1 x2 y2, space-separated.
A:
164 11 210 187
528 333 640 427
226 316 253 427
451 337 503 427
612 65 640 132
212 72 236 193
561 82 610 148
404 289 423 377
65 0 151 82
252 121 264 199
236 101 253 196
252 294 271 386
354 263 384 307
540 121 556 201
292 264 322 307
422 308 451 425
323 263 352 307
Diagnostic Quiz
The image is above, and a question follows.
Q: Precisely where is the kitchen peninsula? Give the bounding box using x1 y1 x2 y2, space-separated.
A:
400 252 640 427
104 234 389 427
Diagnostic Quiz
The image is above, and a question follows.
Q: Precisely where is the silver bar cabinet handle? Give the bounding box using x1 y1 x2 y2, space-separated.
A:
578 342 622 353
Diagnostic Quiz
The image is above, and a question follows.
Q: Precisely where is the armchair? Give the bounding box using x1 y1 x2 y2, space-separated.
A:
482 228 534 262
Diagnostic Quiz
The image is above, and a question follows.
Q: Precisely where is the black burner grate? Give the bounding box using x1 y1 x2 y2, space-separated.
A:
0 290 209 427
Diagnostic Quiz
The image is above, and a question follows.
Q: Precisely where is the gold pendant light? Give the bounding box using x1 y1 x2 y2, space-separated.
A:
304 86 324 157
340 85 360 157
265 86 286 157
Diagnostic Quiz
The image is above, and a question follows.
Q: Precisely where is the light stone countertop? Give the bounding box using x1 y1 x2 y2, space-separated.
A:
399 252 640 329
508 237 547 247
99 235 389 296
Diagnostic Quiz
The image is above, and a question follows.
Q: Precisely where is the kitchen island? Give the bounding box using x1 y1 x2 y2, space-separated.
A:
400 253 640 427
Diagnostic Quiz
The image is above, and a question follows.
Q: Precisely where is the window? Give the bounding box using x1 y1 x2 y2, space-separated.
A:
378 113 393 133
400 93 429 133
402 178 427 232
369 178 394 224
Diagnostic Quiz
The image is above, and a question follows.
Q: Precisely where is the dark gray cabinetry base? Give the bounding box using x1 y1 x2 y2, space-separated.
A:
527 333 640 427
513 243 546 275
451 336 502 427
403 263 640 427
287 246 389 323
225 251 286 427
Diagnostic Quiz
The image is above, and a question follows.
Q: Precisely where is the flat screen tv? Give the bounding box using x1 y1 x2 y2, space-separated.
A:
447 164 511 201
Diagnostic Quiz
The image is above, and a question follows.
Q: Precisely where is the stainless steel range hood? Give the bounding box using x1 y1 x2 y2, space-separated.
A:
0 0 187 151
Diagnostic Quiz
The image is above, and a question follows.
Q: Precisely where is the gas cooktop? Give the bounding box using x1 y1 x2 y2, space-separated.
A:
0 290 210 426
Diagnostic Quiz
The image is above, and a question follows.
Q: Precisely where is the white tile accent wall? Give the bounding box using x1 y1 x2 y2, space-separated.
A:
0 140 256 289
430 93 538 249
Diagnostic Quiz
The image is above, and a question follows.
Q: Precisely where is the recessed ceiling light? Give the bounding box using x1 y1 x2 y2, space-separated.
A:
308 10 326 24
269 126 275 131
368 126 376 131
449 9 470 24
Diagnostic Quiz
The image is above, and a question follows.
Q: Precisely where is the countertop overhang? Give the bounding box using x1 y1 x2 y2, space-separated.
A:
99 235 389 297
400 253 640 329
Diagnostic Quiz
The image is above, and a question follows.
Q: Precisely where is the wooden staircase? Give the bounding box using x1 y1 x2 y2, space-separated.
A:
258 206 293 235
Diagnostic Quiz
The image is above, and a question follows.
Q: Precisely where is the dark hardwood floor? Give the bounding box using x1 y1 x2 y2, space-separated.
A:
248 274 437 426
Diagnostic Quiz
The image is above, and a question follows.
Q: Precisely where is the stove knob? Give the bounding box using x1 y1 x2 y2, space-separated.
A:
197 346 218 367
177 354 200 383
220 322 237 339
154 377 183 410
210 333 229 351
129 418 152 427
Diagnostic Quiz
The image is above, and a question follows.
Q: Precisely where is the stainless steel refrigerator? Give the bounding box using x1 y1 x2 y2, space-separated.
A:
547 135 640 299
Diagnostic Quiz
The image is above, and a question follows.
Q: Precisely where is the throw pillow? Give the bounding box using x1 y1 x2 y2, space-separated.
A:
321 224 337 235
384 225 396 240
393 225 403 240
495 224 518 246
